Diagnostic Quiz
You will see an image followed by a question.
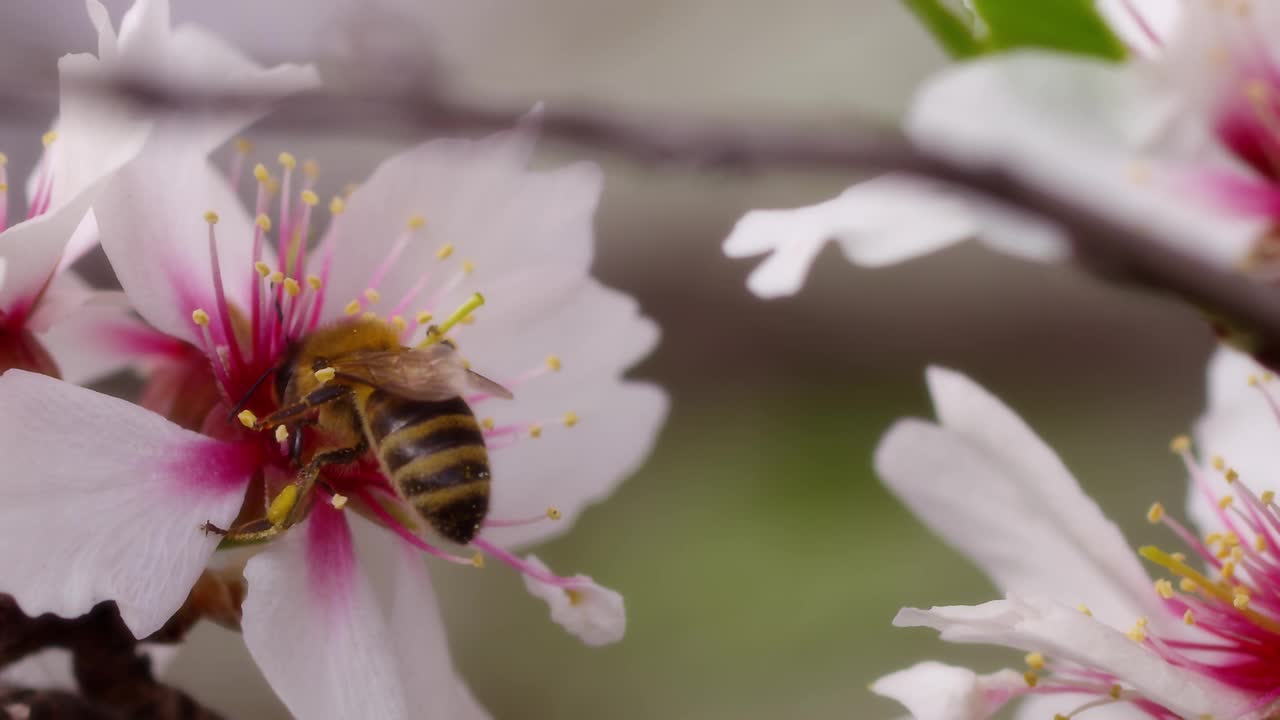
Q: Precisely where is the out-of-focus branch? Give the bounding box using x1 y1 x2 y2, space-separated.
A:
31 75 1280 362
0 594 225 719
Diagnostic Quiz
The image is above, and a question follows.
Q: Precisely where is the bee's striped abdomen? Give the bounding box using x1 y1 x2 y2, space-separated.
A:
363 392 490 543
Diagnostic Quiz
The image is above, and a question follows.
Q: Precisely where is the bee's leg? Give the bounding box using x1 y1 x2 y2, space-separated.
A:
277 438 369 528
205 518 289 549
288 418 318 467
252 384 351 430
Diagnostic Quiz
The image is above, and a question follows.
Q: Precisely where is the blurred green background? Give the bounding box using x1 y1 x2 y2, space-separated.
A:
9 0 1223 717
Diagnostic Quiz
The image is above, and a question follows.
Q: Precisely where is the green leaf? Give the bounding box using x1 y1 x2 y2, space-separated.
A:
971 0 1128 60
901 0 984 59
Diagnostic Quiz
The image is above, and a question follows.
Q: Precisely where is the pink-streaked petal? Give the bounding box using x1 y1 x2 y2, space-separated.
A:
94 144 256 347
871 661 1024 720
875 368 1160 630
723 175 979 299
38 294 180 386
242 506 410 720
0 371 254 637
319 128 594 323
1098 0 1180 56
895 596 1252 719
521 555 625 647
24 271 96 334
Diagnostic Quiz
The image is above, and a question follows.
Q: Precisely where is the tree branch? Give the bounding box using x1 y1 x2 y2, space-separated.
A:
40 75 1280 363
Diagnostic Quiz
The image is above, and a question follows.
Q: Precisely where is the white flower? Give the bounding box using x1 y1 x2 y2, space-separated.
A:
0 0 315 383
870 662 1025 720
0 121 665 718
723 0 1280 298
871 365 1280 719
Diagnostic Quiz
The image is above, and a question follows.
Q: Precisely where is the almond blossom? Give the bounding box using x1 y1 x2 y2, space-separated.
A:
721 0 1280 298
870 363 1280 720
0 0 315 379
0 121 666 717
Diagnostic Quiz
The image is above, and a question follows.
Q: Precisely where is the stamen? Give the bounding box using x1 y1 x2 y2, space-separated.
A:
347 486 479 567
267 485 299 526
470 537 588 589
274 425 289 443
418 293 484 347
330 493 349 510
237 410 258 429
314 367 336 384
484 507 563 528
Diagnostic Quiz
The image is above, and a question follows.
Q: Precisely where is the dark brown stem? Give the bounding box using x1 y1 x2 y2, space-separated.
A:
0 595 225 719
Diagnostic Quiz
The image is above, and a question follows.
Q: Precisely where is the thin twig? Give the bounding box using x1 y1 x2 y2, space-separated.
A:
27 75 1280 362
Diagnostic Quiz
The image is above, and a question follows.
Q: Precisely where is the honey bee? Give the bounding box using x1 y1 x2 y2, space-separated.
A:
216 316 511 545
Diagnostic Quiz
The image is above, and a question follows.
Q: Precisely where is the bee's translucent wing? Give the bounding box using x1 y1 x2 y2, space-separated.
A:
329 345 513 401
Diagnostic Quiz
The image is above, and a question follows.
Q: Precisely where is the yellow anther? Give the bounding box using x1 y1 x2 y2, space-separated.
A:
1135 617 1148 628
254 261 271 278
546 354 563 372
1023 671 1038 688
203 211 219 225
1258 535 1269 552
1212 455 1226 471
1220 495 1235 510
237 410 258 429
547 507 562 521
362 311 378 321
1077 604 1092 616
234 137 253 154
462 260 476 275
1184 609 1196 625
274 425 289 443
364 288 381 304
300 189 319 206
563 411 579 428
307 275 323 290
1170 435 1192 454
331 493 349 510
388 315 406 333
415 311 433 325
1235 593 1252 610
314 367 336 384
268 270 285 285
481 417 495 431
1207 532 1223 545
278 152 296 170
1222 561 1237 580
283 278 301 297
344 299 361 316
191 309 211 326
1180 577 1198 593
1024 652 1045 670
1109 684 1123 700
253 163 270 183
407 214 425 230
1232 546 1245 562
529 424 543 439
436 243 454 260
1250 374 1261 387
0 152 10 166
302 160 319 179
1264 490 1276 505
1226 469 1240 483
1227 532 1241 547
1147 502 1165 523
1127 623 1146 643
417 293 484 346
255 214 272 231
329 196 346 215
471 553 485 569
267 485 299 526
41 131 57 146
1154 578 1174 599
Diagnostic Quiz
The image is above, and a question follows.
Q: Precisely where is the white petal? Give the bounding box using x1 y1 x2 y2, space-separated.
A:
0 371 253 637
520 555 625 647
319 129 592 323
1097 0 1181 56
460 280 666 547
1013 694 1151 720
875 368 1159 629
23 270 95 334
908 53 1261 268
38 293 175 386
54 212 102 275
384 530 490 718
242 506 410 720
896 596 1251 719
870 661 1023 720
723 175 978 299
1205 344 1263 411
0 185 97 318
94 145 257 347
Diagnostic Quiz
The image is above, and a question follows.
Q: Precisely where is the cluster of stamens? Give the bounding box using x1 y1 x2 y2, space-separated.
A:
183 143 593 593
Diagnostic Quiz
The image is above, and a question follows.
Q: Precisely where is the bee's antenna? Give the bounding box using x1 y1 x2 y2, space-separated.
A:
226 364 278 422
